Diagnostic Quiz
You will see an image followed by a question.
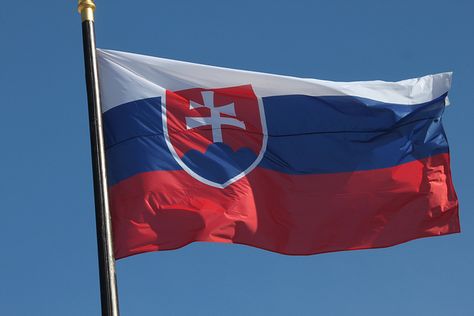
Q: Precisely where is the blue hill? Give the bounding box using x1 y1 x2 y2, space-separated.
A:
181 143 258 185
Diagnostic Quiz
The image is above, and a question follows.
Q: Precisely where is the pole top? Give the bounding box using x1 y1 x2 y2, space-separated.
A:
78 0 96 22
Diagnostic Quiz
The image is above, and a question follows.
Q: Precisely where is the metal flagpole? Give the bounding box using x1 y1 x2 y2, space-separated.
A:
77 1 120 315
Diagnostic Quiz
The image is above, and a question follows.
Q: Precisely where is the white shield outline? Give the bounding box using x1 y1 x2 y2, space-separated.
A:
162 87 268 189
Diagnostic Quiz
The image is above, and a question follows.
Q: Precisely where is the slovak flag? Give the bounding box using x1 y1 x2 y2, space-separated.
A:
97 49 459 259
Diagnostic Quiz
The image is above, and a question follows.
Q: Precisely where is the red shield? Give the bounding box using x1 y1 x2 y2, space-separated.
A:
163 85 267 188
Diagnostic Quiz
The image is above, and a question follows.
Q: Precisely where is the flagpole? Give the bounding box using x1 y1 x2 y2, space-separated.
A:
78 1 120 315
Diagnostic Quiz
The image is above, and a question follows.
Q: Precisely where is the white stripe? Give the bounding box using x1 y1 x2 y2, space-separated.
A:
97 49 452 113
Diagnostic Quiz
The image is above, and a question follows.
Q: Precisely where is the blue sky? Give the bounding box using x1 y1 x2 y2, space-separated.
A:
1 1 473 315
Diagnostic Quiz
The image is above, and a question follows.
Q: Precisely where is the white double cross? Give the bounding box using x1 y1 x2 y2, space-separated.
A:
185 91 246 143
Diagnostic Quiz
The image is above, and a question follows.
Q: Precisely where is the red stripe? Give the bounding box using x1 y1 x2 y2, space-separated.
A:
109 153 459 259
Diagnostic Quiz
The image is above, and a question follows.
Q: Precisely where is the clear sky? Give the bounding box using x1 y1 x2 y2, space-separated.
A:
1 1 473 315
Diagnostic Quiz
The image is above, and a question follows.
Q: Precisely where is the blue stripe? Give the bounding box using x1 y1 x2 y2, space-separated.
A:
103 94 449 186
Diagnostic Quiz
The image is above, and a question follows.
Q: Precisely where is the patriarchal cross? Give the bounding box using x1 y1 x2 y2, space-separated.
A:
185 91 246 143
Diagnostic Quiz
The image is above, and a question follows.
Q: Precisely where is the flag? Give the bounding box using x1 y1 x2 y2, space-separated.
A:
97 49 459 259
